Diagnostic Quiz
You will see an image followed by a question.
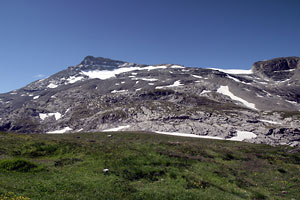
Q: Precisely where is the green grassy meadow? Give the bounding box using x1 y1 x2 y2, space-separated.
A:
0 131 299 200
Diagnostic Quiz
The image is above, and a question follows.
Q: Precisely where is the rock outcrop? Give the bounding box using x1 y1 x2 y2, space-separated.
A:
252 56 300 81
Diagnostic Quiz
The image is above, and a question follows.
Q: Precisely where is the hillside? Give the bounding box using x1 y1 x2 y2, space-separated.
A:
0 131 299 200
0 56 300 146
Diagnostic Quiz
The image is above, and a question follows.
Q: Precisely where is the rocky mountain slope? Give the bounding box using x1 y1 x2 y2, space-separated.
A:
0 56 300 146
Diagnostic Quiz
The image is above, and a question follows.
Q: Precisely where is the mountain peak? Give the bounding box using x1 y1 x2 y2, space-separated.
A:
1 56 300 147
80 56 126 66
252 56 300 80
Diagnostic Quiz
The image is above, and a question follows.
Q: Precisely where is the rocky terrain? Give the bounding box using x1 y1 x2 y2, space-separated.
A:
0 56 300 146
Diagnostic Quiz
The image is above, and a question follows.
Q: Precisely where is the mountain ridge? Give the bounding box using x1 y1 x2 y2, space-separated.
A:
0 56 299 147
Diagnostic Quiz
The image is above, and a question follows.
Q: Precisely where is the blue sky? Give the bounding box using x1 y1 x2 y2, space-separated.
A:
0 0 299 93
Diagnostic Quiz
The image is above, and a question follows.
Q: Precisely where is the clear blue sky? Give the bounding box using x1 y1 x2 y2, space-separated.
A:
0 0 299 93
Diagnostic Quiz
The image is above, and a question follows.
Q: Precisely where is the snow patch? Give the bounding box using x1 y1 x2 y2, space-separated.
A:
259 119 281 125
227 75 242 83
192 75 203 79
170 65 184 69
66 76 84 84
155 80 183 89
200 90 211 95
65 108 71 113
286 100 297 104
148 65 167 70
47 83 58 88
81 65 168 80
262 90 272 97
132 77 158 82
256 93 264 98
209 68 253 74
47 127 72 134
228 131 257 141
155 131 224 140
102 125 130 132
217 86 258 110
111 90 128 94
39 112 62 120
276 68 296 72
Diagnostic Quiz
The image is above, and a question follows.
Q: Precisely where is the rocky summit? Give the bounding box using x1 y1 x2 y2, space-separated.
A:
0 56 300 147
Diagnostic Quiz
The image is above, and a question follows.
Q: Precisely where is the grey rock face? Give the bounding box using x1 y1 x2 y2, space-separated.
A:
252 56 300 81
0 56 300 147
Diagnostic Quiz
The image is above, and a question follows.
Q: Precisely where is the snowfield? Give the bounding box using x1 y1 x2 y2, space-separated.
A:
209 68 253 74
228 131 257 141
170 65 185 69
155 80 183 89
102 125 131 132
217 86 258 110
154 131 224 140
80 65 169 80
66 76 84 84
47 127 72 134
39 112 62 120
47 83 58 88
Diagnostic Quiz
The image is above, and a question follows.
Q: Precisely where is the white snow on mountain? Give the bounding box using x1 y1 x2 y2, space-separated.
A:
102 125 131 132
132 77 158 82
259 119 281 125
227 75 242 83
47 127 72 134
228 131 257 141
111 90 128 93
155 131 224 140
47 83 58 88
286 100 297 104
217 86 257 110
209 68 253 74
155 80 183 89
39 112 62 120
200 90 211 95
66 76 84 84
81 65 169 80
170 65 185 69
192 75 203 79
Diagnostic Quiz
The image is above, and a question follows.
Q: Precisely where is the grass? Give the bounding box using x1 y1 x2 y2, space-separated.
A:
0 131 299 200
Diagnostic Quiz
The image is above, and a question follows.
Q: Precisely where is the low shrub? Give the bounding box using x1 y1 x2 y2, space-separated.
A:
0 159 39 172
